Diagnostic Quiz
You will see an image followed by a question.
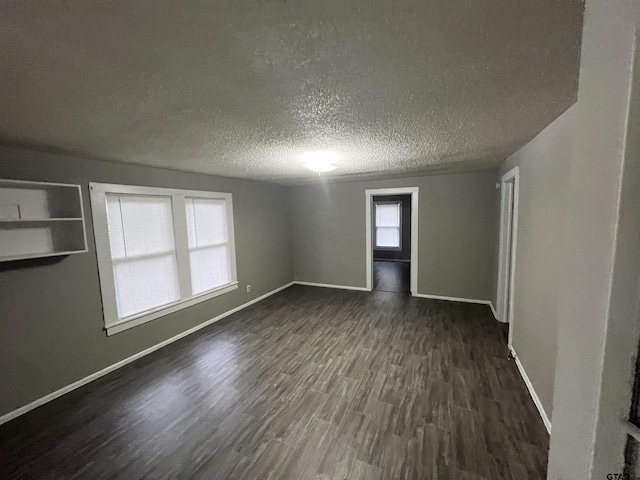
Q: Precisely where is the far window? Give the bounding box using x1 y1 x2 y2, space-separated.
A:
90 183 238 335
375 202 401 249
185 197 232 295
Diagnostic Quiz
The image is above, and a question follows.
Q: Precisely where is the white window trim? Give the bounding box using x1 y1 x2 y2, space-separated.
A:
89 182 238 336
374 201 402 250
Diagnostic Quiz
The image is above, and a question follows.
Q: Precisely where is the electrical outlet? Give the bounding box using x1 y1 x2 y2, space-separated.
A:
246 284 251 293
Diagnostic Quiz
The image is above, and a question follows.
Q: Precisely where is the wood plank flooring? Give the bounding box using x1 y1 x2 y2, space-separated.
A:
0 285 549 479
373 260 410 293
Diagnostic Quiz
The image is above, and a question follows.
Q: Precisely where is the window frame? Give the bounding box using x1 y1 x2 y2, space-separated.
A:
90 182 238 336
374 201 402 251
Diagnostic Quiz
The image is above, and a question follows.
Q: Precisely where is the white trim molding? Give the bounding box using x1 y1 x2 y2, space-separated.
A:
293 281 369 291
365 187 419 295
489 302 499 320
413 293 492 306
106 283 239 335
0 282 295 426
496 166 520 351
413 293 498 319
295 284 499 317
510 346 552 434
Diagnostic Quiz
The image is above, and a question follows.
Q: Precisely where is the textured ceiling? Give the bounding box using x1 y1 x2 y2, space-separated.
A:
0 1 583 184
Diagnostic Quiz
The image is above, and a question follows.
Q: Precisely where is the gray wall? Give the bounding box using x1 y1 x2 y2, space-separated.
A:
592 33 640 475
0 147 293 418
499 22 640 471
546 0 640 477
499 108 573 422
292 172 498 301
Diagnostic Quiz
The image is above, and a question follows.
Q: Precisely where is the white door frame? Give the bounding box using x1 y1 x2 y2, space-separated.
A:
365 187 419 295
496 166 520 348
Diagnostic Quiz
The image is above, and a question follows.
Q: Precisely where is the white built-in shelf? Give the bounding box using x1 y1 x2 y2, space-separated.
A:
0 179 88 262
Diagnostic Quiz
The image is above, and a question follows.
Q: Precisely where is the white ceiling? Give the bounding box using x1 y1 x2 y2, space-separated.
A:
0 1 583 184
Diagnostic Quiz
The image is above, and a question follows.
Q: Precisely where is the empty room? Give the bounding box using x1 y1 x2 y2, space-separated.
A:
1 1 639 479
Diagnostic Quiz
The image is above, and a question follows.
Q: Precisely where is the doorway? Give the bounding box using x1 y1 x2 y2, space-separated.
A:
365 187 419 295
372 195 411 293
497 166 520 348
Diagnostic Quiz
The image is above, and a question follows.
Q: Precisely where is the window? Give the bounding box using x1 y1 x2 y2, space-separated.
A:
106 195 180 319
185 198 231 295
90 183 237 335
375 202 401 249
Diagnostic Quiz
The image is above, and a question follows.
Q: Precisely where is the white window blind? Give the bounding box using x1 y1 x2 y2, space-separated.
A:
186 198 231 295
106 195 180 319
375 203 401 248
91 183 238 335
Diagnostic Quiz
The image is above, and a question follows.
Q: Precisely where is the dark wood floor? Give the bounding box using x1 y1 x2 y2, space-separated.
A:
373 260 410 293
0 285 549 480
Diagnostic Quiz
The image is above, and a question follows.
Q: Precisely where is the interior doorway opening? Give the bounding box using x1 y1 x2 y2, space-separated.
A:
372 194 411 293
497 166 520 348
365 187 419 295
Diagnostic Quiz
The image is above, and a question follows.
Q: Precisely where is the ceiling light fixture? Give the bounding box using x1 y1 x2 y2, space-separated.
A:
301 150 338 173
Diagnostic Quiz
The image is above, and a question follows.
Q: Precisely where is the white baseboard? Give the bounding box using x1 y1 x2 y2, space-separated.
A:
415 293 499 321
509 346 552 434
293 281 369 292
413 292 493 306
0 281 295 426
295 285 499 318
489 302 499 320
296 285 500 321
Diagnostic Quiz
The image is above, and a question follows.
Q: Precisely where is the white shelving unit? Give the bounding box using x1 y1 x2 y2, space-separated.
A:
0 179 88 262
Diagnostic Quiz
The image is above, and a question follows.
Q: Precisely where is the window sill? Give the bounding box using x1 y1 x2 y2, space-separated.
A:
105 282 239 336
